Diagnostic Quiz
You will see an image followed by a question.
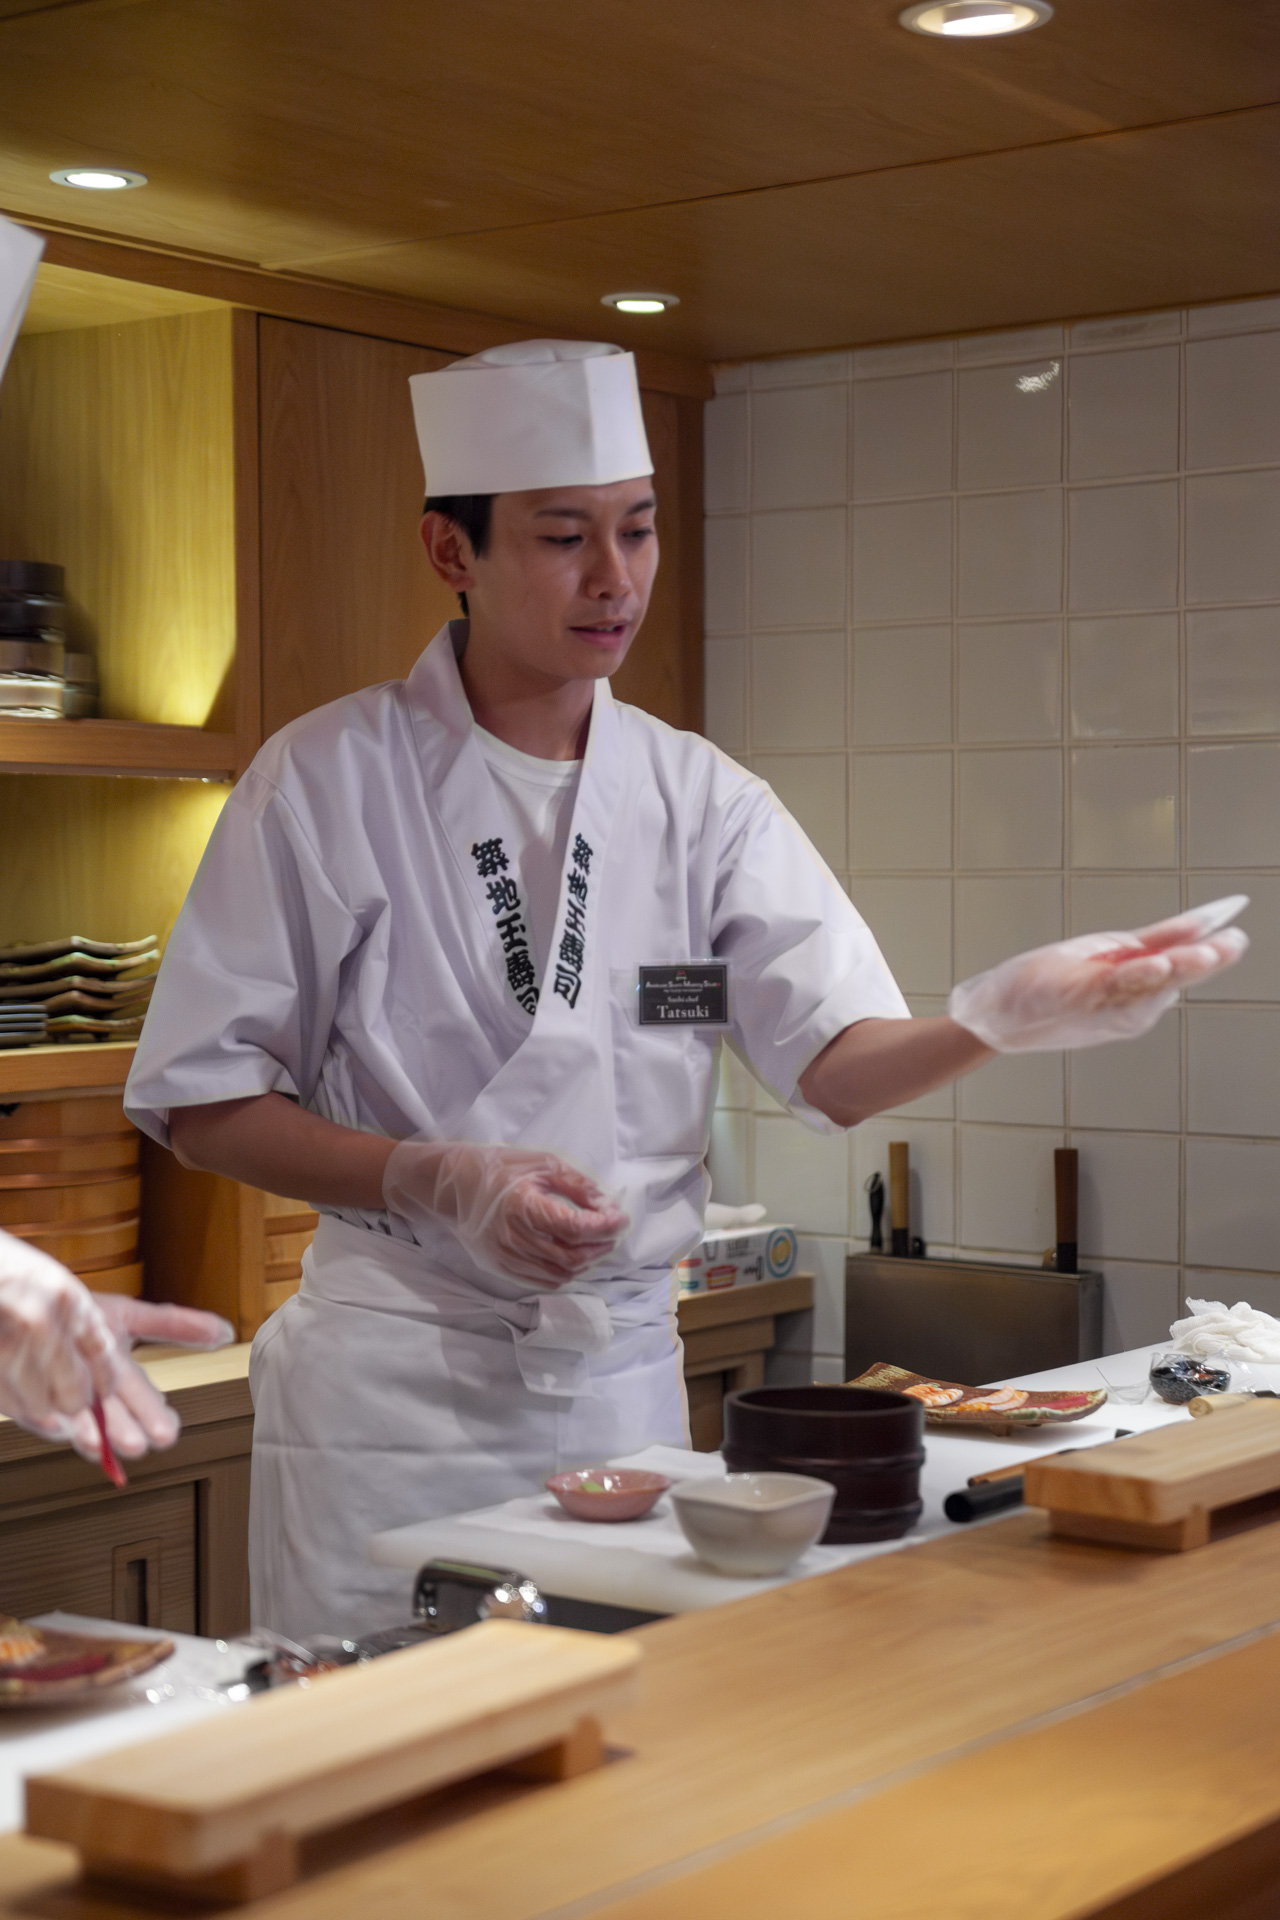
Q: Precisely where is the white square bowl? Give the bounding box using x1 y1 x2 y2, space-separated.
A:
670 1472 836 1576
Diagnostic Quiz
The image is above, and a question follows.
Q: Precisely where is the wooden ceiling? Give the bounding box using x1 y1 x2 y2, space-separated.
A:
1 0 1278 362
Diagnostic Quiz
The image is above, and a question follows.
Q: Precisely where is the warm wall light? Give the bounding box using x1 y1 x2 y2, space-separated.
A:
601 292 680 315
49 168 148 190
899 1 1052 35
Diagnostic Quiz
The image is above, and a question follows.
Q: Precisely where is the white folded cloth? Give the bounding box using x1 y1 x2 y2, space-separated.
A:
1168 1298 1280 1362
704 1202 768 1231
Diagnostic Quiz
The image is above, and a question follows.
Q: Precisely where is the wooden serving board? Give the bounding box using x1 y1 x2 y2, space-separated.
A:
25 1619 640 1903
1024 1399 1280 1549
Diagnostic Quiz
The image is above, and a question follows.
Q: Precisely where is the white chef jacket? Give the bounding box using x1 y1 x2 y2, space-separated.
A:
125 621 908 1636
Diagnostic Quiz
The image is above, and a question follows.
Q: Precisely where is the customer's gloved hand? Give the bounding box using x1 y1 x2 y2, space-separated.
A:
0 1228 235 1462
383 1140 629 1287
948 896 1249 1053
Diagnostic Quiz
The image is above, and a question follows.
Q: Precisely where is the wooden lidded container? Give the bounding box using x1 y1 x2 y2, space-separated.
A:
0 1050 142 1295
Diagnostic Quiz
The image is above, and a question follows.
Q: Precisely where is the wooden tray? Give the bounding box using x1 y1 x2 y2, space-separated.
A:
1024 1399 1280 1550
26 1619 641 1903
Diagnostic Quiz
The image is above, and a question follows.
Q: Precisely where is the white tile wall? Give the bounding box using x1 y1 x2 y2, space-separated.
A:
705 293 1280 1376
1069 614 1179 739
1069 745 1178 869
957 490 1062 617
958 361 1062 490
852 498 952 623
849 752 951 870
1186 472 1280 605
852 625 952 745
750 384 848 511
750 507 847 628
1067 481 1180 613
955 874 1062 978
957 749 1062 869
852 372 952 501
751 631 847 751
753 752 847 871
847 877 952 996
1187 607 1280 735
1067 345 1180 481
957 621 1060 743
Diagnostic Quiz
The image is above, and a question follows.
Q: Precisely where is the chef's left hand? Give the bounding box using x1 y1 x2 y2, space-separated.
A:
948 895 1249 1053
383 1140 629 1286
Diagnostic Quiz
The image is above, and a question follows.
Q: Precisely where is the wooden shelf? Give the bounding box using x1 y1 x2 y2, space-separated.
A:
0 718 238 780
0 1041 136 1098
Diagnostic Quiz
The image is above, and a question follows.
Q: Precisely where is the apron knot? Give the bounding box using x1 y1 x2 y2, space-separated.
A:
497 1289 614 1397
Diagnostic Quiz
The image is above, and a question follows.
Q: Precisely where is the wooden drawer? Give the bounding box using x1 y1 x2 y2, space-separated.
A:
0 1481 196 1631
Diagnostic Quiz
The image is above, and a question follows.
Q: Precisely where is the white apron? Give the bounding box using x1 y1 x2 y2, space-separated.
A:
249 1221 685 1637
127 623 909 1639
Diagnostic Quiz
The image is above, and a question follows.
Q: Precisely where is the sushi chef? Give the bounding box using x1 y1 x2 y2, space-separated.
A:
0 215 233 1465
125 339 1246 1640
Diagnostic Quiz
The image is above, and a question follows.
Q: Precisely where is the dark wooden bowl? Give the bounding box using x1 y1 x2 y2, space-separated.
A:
722 1385 925 1544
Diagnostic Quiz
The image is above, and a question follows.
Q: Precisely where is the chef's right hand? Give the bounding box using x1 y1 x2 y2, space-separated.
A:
383 1141 629 1286
0 1231 120 1443
0 1228 235 1463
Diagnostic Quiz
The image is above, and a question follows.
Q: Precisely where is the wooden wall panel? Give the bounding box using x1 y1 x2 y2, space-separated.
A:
610 388 704 734
258 317 459 735
259 318 704 735
0 308 238 730
0 776 227 949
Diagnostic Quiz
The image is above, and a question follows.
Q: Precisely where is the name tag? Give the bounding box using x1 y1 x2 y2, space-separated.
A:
638 963 729 1027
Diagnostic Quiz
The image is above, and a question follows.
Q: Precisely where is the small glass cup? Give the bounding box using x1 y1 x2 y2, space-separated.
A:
1095 1355 1151 1406
1148 1350 1233 1406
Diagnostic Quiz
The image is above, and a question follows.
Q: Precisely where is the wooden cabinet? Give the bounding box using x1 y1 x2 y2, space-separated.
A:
678 1274 814 1451
0 1348 253 1638
0 242 707 1338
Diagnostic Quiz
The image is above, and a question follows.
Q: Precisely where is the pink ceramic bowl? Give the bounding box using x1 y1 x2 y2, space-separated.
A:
546 1468 671 1523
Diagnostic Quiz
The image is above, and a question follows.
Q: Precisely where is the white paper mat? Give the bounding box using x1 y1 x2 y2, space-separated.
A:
0 1615 257 1835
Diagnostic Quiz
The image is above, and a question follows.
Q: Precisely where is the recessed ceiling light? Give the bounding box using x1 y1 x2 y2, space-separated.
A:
601 292 680 315
899 1 1052 36
49 167 148 191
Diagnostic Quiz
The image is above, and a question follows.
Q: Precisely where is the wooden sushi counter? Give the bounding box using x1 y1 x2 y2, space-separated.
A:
3 1500 1280 1916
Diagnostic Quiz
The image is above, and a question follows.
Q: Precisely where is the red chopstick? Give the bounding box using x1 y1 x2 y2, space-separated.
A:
92 1396 127 1488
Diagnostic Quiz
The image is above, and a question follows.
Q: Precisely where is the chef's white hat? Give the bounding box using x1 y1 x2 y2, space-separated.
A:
0 215 42 387
410 339 652 496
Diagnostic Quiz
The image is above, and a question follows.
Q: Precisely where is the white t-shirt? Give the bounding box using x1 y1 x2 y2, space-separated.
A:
474 724 581 981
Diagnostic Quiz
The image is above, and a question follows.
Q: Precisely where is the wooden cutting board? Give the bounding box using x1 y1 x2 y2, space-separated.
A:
25 1619 640 1903
1024 1398 1280 1549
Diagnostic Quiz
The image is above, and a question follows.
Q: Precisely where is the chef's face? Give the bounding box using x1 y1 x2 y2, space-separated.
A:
422 479 658 683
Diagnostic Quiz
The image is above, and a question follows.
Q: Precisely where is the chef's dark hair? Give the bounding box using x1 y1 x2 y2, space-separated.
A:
423 494 492 556
423 494 492 615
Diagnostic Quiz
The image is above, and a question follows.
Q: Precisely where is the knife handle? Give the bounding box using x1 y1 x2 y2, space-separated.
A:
1054 1147 1078 1274
945 1479 1024 1523
889 1141 909 1257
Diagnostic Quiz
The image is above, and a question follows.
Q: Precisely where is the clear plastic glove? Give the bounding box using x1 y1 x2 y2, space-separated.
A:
383 1140 629 1287
948 896 1249 1053
0 1228 235 1463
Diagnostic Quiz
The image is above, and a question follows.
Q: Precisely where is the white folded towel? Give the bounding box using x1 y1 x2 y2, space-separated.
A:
704 1202 768 1231
1168 1298 1280 1362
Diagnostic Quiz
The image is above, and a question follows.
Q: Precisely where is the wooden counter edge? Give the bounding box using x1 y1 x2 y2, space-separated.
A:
677 1273 813 1333
0 1345 252 1464
0 1042 136 1098
5 1578 1280 1918
588 1625 1280 1920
